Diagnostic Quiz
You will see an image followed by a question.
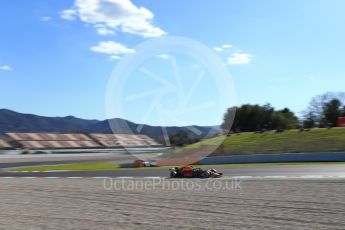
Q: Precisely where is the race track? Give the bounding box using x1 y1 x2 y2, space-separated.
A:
1 164 345 178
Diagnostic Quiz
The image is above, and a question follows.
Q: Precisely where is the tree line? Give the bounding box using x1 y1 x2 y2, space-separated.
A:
167 91 345 147
222 92 345 133
302 92 345 128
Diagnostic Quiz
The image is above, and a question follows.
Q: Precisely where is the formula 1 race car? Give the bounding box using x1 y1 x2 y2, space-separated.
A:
133 159 158 167
169 166 223 178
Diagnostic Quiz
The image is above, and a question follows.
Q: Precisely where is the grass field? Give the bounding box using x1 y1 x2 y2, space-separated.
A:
182 127 345 155
11 162 121 172
10 162 172 172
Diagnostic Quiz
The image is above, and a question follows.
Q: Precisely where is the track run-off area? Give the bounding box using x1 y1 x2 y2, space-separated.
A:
1 177 345 229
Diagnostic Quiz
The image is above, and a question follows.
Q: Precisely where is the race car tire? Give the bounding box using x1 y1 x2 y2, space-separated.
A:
200 171 210 178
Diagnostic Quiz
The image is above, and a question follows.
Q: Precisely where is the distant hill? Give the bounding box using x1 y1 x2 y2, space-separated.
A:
0 109 221 141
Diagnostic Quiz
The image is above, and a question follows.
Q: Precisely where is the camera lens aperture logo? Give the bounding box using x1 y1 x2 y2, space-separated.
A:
106 36 236 165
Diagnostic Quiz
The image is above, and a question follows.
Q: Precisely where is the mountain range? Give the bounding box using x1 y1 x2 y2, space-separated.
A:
0 109 221 141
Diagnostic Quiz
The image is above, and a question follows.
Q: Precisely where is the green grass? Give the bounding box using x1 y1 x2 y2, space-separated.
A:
11 162 121 172
10 162 174 172
180 128 345 156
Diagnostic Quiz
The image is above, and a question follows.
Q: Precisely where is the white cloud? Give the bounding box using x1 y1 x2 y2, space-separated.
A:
60 9 77 20
222 44 232 48
94 24 115 35
110 55 121 60
157 54 171 59
40 16 51 21
0 65 12 71
90 41 135 58
61 0 166 38
213 47 223 52
227 53 253 65
214 44 232 52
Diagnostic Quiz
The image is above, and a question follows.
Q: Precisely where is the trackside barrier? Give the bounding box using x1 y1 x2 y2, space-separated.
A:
199 152 345 164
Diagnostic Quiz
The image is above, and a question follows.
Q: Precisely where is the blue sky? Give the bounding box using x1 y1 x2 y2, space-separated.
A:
1 0 345 126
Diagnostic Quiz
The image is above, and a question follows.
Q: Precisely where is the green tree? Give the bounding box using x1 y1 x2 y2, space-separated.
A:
169 131 200 146
273 108 299 129
303 112 316 128
221 104 299 132
323 99 342 127
303 92 345 127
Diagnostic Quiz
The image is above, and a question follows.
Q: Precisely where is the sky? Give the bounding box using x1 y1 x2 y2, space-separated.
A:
1 0 345 126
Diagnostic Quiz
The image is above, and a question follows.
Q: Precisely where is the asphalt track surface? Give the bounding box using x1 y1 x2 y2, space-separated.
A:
2 164 345 178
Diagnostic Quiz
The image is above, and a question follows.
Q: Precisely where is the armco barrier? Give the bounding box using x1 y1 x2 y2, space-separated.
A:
199 152 345 164
0 150 23 155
